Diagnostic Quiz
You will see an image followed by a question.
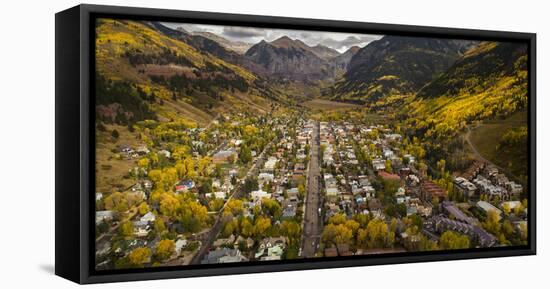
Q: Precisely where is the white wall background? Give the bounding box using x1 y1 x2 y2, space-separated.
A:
0 0 547 287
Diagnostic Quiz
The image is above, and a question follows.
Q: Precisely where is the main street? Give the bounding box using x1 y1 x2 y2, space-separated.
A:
301 121 322 258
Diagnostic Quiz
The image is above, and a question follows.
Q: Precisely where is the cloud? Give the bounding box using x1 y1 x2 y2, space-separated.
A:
319 35 381 51
161 21 382 52
222 27 267 38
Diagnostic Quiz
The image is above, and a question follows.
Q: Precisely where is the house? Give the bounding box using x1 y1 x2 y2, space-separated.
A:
505 182 523 196
442 202 477 225
326 187 339 197
500 201 522 212
119 145 133 154
214 191 227 199
255 237 286 260
282 203 297 219
175 239 188 255
368 199 382 216
406 205 417 216
212 150 237 164
264 157 278 171
207 191 227 199
136 145 150 156
378 171 400 182
472 175 506 199
132 220 150 237
372 158 386 171
175 180 195 193
212 179 222 189
258 172 275 183
260 245 284 261
286 187 299 201
403 154 415 164
395 187 406 197
383 149 394 159
251 190 270 202
140 212 156 223
95 192 103 202
477 201 503 221
213 234 236 247
432 215 496 247
421 181 446 202
324 174 338 187
158 149 171 158
201 248 248 264
326 203 341 218
399 167 411 177
95 210 115 224
454 177 477 198
234 236 255 249
385 133 402 141
142 179 153 190
323 153 334 166
406 174 420 186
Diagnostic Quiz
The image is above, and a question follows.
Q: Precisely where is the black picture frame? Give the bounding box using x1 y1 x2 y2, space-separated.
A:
55 4 536 284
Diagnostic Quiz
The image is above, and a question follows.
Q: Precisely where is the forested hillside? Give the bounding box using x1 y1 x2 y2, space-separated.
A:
95 19 277 126
329 36 477 103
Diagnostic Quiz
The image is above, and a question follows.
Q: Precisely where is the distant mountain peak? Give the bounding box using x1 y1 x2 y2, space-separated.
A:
310 44 341 60
270 36 308 50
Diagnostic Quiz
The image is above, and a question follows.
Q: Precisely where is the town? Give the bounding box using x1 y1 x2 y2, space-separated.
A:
94 108 528 269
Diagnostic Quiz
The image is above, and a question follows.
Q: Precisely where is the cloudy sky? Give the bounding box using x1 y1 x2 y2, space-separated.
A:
162 22 382 53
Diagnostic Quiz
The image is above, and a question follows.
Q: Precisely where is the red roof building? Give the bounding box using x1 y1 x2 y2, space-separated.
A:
377 171 401 182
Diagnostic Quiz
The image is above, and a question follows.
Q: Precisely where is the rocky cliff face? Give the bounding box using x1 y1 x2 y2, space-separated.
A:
330 46 360 72
245 37 334 82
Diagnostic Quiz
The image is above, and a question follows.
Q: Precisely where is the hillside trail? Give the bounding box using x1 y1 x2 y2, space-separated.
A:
464 124 523 184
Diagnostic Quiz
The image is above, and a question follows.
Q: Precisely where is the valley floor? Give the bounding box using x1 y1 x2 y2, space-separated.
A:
94 102 529 269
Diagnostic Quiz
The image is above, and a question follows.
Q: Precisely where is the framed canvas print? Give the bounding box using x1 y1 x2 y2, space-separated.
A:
55 4 536 284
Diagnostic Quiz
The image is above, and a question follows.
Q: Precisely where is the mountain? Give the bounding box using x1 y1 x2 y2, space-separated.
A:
331 36 478 102
310 44 341 60
410 41 528 132
147 22 268 76
244 36 333 82
417 41 527 99
95 19 276 125
331 46 360 72
193 31 253 54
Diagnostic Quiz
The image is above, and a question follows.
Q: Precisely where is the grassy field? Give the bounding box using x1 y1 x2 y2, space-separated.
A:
468 110 528 183
95 124 140 193
302 99 363 111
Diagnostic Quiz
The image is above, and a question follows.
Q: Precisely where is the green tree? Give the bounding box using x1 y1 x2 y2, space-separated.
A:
240 218 254 238
253 217 272 238
365 219 391 248
119 220 134 237
483 209 502 236
239 145 252 164
138 202 149 215
104 192 129 213
155 239 175 261
153 218 166 235
439 231 470 249
128 247 151 266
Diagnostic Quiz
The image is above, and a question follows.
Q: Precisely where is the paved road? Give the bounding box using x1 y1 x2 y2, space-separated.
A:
190 138 273 264
302 121 322 258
